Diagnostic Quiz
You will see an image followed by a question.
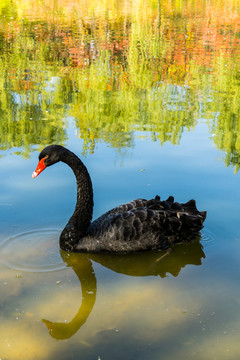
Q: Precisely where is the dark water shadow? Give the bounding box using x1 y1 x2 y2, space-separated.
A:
42 240 205 340
89 240 205 278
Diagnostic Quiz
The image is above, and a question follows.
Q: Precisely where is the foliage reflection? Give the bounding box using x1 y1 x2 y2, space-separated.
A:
0 0 239 170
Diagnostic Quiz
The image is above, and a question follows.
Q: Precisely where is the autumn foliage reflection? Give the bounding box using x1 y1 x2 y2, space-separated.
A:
0 0 239 170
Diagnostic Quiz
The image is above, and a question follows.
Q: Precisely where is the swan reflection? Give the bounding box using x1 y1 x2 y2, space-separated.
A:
42 254 97 340
42 240 205 340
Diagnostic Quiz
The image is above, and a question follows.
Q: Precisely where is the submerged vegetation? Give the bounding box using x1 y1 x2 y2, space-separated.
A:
0 0 239 170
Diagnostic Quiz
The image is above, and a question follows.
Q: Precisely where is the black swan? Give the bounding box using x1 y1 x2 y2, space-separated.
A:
32 145 206 253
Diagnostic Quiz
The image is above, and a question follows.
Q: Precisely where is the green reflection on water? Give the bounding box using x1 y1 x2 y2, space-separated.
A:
0 0 239 170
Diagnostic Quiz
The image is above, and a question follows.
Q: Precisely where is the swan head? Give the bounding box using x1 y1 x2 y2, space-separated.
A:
32 145 64 178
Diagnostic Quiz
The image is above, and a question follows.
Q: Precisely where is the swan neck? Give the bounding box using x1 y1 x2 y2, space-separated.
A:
60 149 94 251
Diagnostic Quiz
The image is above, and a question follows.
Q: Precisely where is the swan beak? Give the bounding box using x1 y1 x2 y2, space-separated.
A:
32 157 47 178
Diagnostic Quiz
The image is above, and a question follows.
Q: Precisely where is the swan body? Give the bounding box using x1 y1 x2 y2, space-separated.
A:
33 145 206 253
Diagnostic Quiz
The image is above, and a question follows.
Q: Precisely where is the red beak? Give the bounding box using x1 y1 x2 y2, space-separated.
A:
32 157 47 178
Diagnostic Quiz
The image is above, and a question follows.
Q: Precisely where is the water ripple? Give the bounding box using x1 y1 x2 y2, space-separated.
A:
201 227 216 246
0 229 66 273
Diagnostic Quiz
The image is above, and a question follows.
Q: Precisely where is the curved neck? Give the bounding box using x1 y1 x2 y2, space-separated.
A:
60 148 94 251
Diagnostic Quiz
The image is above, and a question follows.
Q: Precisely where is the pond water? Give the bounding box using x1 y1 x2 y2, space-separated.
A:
0 0 240 359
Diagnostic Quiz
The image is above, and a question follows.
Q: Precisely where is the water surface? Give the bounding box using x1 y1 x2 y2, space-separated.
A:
0 0 240 359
